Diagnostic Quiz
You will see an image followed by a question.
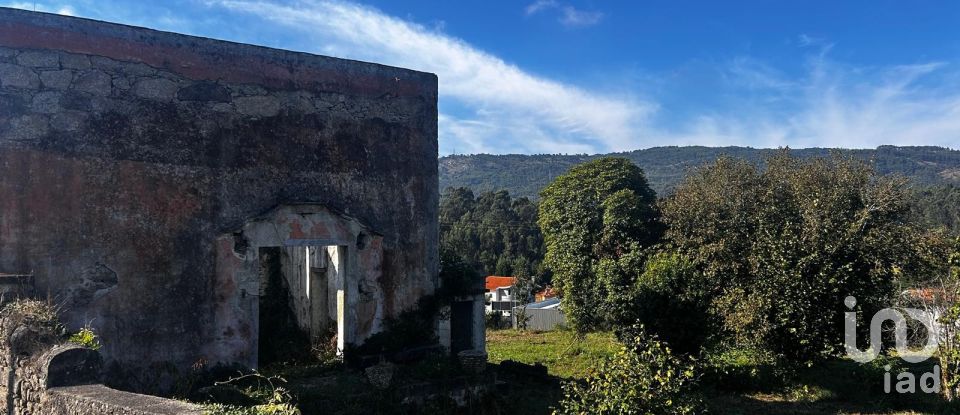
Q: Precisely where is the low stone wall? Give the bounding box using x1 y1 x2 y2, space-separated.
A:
0 302 201 414
44 385 202 415
1 342 203 415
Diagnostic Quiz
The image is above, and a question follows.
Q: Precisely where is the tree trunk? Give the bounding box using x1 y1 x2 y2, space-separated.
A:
942 357 954 402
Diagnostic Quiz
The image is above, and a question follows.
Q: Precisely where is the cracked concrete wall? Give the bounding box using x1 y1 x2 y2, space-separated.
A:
0 8 438 384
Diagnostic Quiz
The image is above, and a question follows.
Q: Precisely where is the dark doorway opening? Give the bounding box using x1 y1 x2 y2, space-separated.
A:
257 244 348 366
450 300 475 354
258 247 311 366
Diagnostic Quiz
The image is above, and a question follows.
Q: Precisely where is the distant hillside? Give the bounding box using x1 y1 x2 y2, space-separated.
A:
439 146 960 199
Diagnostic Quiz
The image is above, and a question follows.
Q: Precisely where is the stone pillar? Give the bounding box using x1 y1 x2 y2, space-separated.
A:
472 295 486 352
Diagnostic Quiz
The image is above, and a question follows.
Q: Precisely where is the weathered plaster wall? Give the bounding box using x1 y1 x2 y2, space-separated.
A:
276 245 341 340
0 7 439 381
215 204 386 365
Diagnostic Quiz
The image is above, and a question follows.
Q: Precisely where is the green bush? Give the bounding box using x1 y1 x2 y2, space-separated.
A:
200 374 300 415
605 252 711 355
486 311 508 330
68 325 102 350
203 398 298 415
554 326 704 415
700 346 789 393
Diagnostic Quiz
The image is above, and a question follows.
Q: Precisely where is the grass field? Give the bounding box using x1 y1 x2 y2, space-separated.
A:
486 329 619 379
486 329 959 415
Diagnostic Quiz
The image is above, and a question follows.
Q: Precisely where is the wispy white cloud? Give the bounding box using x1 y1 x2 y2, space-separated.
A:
2 2 39 11
724 56 795 91
559 6 603 27
207 0 648 154
796 33 835 59
524 0 603 27
798 34 817 47
798 33 829 48
660 56 960 149
525 0 557 16
3 1 73 15
784 61 960 149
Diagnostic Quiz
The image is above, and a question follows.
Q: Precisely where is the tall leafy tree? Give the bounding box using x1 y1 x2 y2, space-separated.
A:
661 152 929 362
538 157 663 332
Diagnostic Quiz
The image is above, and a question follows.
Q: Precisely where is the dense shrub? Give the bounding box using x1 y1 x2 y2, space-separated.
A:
199 374 300 415
661 152 929 363
202 391 299 415
602 252 711 355
699 346 790 393
0 299 61 332
555 326 704 415
485 311 508 330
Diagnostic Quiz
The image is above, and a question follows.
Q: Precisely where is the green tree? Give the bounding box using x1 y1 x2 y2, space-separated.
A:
555 326 704 415
439 187 545 280
538 157 663 332
512 262 535 330
661 152 925 362
438 249 482 297
495 256 513 276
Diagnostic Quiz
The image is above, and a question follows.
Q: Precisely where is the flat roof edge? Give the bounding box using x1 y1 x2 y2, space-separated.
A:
0 7 438 98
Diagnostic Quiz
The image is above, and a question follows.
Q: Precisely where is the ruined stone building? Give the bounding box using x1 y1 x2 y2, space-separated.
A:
0 6 484 387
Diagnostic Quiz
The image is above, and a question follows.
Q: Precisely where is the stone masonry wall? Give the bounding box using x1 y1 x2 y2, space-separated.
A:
3 344 201 415
0 7 440 385
0 301 199 415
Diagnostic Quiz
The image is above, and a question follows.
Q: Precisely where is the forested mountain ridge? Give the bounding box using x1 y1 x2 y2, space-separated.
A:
439 145 960 198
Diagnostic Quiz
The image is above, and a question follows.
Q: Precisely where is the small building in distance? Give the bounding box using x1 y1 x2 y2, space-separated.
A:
534 285 558 302
485 276 516 316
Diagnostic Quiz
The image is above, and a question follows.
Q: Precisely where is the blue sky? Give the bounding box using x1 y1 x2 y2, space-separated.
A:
5 1 960 155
